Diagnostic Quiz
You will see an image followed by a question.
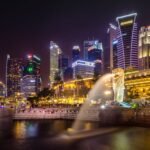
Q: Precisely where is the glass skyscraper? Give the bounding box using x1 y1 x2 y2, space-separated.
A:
116 13 138 70
83 40 103 75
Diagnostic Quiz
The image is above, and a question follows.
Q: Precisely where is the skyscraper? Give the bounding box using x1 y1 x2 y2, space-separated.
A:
107 23 118 71
72 45 80 62
21 54 42 97
50 41 62 86
116 13 138 70
83 40 104 75
59 55 69 80
72 60 95 79
139 26 150 70
6 55 24 97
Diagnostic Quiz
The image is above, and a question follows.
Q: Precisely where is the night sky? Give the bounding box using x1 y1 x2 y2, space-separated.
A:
0 0 149 87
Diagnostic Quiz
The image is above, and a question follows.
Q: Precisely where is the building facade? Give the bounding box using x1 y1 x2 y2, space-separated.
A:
83 40 104 75
59 55 69 81
72 60 95 79
107 23 118 71
6 55 24 97
125 69 150 100
50 41 62 86
0 82 5 98
139 26 150 70
21 55 42 97
116 13 138 70
72 45 80 62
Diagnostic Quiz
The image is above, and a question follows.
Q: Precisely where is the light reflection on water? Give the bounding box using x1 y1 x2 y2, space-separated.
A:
1 111 150 150
13 121 38 139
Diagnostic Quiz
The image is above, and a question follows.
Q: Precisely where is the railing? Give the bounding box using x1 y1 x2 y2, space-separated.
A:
13 108 100 121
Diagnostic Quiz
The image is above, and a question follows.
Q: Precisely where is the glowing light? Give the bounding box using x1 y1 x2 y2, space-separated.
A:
100 105 106 109
30 79 35 83
33 55 41 61
27 55 32 59
113 40 118 45
109 23 117 30
27 66 33 73
73 45 80 50
104 90 111 95
120 20 133 26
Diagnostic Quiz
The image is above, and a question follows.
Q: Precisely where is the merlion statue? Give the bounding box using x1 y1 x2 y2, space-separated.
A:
112 68 124 102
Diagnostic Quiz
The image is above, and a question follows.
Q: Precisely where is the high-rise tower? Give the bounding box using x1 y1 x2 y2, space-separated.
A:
107 23 118 71
6 55 24 97
21 54 42 97
116 13 138 70
50 41 62 86
83 40 104 75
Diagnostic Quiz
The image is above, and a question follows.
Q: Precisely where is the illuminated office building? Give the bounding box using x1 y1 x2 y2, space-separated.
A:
21 75 38 97
0 81 5 97
21 55 42 97
50 41 62 86
6 55 24 97
116 13 138 70
72 45 80 62
107 23 118 71
83 40 104 75
139 26 150 70
72 60 95 79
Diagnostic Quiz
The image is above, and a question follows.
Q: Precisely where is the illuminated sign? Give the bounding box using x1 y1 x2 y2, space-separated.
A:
120 20 133 26
72 60 95 68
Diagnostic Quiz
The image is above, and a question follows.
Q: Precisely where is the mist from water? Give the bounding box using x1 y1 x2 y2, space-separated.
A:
72 73 113 131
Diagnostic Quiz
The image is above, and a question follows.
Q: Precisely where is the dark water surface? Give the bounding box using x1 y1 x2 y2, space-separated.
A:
1 109 150 150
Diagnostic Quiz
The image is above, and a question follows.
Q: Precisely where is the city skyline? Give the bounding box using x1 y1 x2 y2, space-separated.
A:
0 0 149 86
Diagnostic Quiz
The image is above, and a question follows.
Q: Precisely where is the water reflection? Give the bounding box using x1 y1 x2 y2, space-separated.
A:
13 121 38 139
1 115 150 150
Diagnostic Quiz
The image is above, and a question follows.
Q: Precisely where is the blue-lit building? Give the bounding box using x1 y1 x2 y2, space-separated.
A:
116 13 138 70
83 40 104 75
72 45 80 62
72 60 95 79
59 55 69 80
63 67 73 81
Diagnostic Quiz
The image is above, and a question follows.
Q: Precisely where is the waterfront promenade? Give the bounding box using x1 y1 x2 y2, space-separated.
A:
13 107 150 126
13 107 99 121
